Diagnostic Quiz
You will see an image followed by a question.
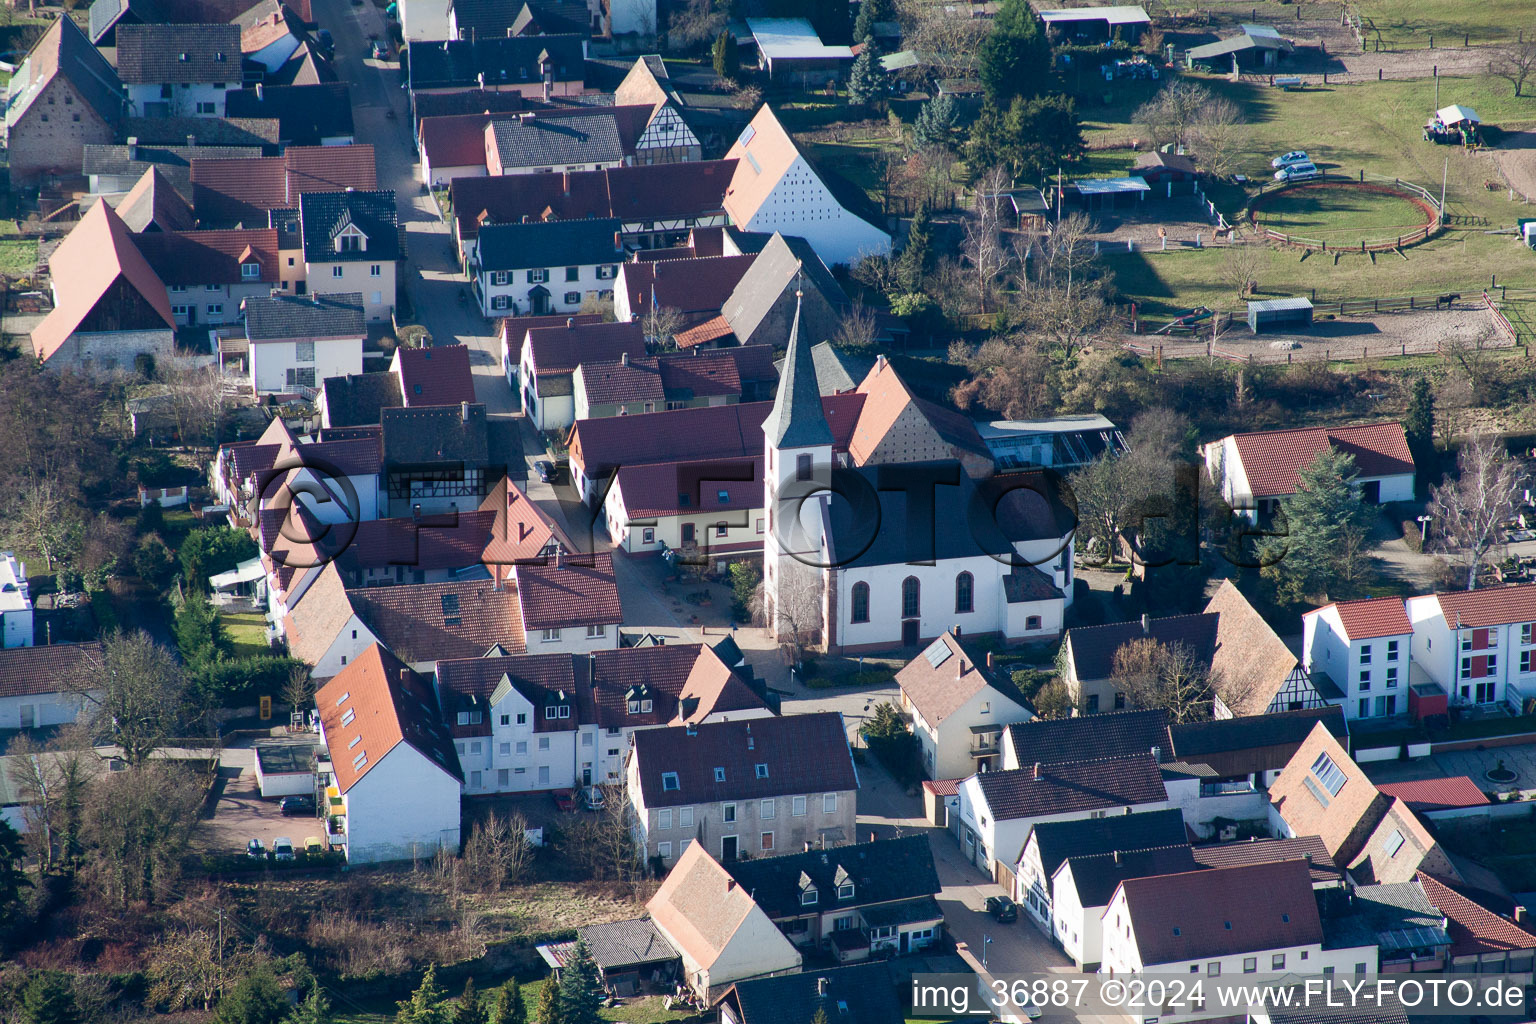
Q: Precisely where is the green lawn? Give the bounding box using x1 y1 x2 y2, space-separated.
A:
0 239 38 277
223 611 271 657
331 980 693 1024
1254 183 1435 241
1352 0 1533 48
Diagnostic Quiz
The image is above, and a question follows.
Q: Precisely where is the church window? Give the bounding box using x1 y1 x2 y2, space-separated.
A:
902 577 920 618
851 582 870 623
796 453 812 481
955 572 973 614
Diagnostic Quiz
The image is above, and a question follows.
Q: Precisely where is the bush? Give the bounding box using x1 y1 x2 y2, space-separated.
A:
861 701 922 785
1010 668 1054 702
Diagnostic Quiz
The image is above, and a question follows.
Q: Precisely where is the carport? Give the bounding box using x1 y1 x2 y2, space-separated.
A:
1061 177 1150 211
1247 296 1314 334
254 740 319 798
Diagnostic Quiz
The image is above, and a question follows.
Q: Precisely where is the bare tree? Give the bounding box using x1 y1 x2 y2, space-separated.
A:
147 927 224 1011
1111 638 1214 723
835 301 879 351
1133 80 1213 152
82 762 205 906
1041 212 1099 302
665 0 724 49
752 568 822 669
460 810 533 891
162 358 226 445
1223 242 1265 301
949 336 1055 419
5 728 99 873
640 304 686 350
69 631 195 767
1021 285 1113 360
1441 329 1502 403
964 167 1015 315
282 664 314 723
852 252 901 297
11 478 80 570
1428 434 1529 590
896 0 988 80
1489 40 1536 97
1188 97 1247 180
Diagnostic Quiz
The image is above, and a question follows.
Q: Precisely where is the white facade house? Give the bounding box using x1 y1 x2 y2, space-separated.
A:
475 219 623 318
1302 598 1415 722
0 553 34 649
125 80 233 118
1406 587 1536 712
117 25 241 118
1050 845 1197 971
244 292 367 396
1202 422 1415 523
299 191 400 322
399 0 452 41
0 642 102 730
898 631 1035 780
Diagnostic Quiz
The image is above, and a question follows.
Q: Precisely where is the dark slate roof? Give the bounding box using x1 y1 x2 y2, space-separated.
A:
225 83 355 145
719 835 940 918
1168 706 1349 778
477 217 622 272
488 112 624 169
299 190 399 264
115 23 242 84
1058 844 1197 908
1191 835 1344 887
723 962 904 1024
1064 612 1222 681
762 292 833 449
508 0 592 36
974 754 1167 822
245 292 365 340
83 142 260 194
322 371 404 427
1026 809 1188 878
568 919 677 971
381 403 489 466
0 641 106 699
722 232 848 346
412 88 527 120
449 0 519 36
1006 709 1171 768
120 114 280 148
406 34 584 90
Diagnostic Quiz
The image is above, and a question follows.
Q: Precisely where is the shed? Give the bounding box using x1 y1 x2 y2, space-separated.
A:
1186 28 1293 69
1062 176 1149 210
1038 5 1150 42
1132 151 1199 187
745 18 854 82
1246 296 1313 334
1436 104 1479 127
253 739 318 798
1005 187 1051 228
537 918 681 996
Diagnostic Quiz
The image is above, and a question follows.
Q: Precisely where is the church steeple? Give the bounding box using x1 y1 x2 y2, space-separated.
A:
762 272 833 450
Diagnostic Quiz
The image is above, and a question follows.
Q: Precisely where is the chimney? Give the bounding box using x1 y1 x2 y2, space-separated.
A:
875 353 888 370
399 669 410 685
1033 762 1041 779
1517 906 1529 925
816 978 828 997
803 841 811 852
1150 745 1162 763
566 317 575 329
554 548 564 569
256 82 264 100
461 400 470 422
621 352 629 366
986 652 994 670
1141 613 1151 635
726 878 735 892
563 173 571 197
1113 849 1121 865
953 624 962 638
187 134 197 148
543 76 551 102
747 734 754 750
869 830 876 843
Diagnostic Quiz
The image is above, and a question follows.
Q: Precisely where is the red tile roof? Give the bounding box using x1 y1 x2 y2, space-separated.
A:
658 352 742 399
614 457 761 519
316 644 462 793
1320 597 1413 640
419 112 497 170
1431 583 1536 629
618 254 755 318
1229 421 1414 498
284 145 378 195
1417 872 1536 957
330 510 500 576
513 551 621 629
133 228 280 286
1377 776 1490 811
525 320 645 378
394 344 476 407
0 641 105 699
1117 860 1322 966
1190 835 1344 887
672 315 733 349
347 578 526 662
480 478 573 571
191 145 377 225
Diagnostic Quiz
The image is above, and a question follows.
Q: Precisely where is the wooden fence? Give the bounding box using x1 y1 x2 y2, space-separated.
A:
1486 290 1520 344
1245 173 1444 253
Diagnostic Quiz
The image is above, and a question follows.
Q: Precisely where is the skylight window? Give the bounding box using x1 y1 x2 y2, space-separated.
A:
442 593 462 625
662 771 679 791
714 767 726 782
341 708 356 727
335 691 351 706
1310 751 1347 796
1383 829 1406 857
755 763 769 779
352 750 367 769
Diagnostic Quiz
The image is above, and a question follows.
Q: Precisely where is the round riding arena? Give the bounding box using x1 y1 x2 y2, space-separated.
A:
1247 177 1441 253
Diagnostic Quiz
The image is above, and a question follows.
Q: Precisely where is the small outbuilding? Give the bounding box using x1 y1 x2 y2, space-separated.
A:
1061 176 1150 211
253 739 318 798
1425 104 1481 144
537 918 681 997
1187 25 1293 70
1005 187 1051 229
1038 5 1151 43
1131 151 1200 194
1246 296 1313 334
746 18 854 84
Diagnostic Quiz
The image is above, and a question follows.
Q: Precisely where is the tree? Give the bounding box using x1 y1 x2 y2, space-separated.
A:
1133 79 1212 152
533 979 561 1024
1403 376 1436 490
911 93 959 151
752 566 822 668
853 0 893 42
711 30 739 83
21 973 79 1024
147 928 223 1011
7 729 96 873
897 201 933 292
175 589 233 670
133 533 178 589
557 939 603 1024
1428 434 1529 590
82 763 204 906
1032 679 1075 718
454 979 484 1024
667 0 724 49
1259 448 1373 604
488 980 526 1024
282 664 315 721
834 301 879 352
1489 40 1536 96
1222 242 1265 300
811 1010 829 1024
0 818 32 921
180 527 259 593
216 972 288 1024
288 986 332 1024
978 0 1051 105
847 36 887 106
1188 96 1246 179
949 336 1054 419
897 0 988 81
162 358 227 444
12 478 82 571
1110 638 1214 723
640 304 686 350
860 701 921 783
396 966 448 1024
71 631 193 767
1007 93 1086 181
460 811 533 891
963 166 1015 314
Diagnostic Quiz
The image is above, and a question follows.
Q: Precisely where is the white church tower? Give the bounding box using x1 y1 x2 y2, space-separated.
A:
761 281 832 647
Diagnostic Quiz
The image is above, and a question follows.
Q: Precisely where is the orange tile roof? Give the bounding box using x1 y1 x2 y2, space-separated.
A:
480 477 573 573
722 105 797 229
1229 420 1414 498
1432 583 1536 629
1118 860 1322 965
1377 776 1490 811
1320 596 1413 640
32 202 174 361
673 315 733 349
1417 872 1536 956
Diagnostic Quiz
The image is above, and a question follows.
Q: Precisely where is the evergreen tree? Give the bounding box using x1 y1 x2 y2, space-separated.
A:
216 972 288 1024
847 36 886 106
711 31 739 83
174 589 232 668
454 979 484 1024
978 0 1052 106
556 940 602 1024
488 980 527 1024
288 986 332 1024
396 966 448 1024
1259 449 1373 604
533 980 561 1024
1403 375 1435 492
897 201 933 292
852 0 892 41
21 973 78 1024
963 102 1010 176
1007 93 1086 180
911 92 959 151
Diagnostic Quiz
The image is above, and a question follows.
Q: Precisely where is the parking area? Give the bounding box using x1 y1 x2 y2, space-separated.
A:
198 767 328 855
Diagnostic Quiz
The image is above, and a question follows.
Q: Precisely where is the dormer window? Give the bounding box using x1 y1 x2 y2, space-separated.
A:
336 230 364 253
837 882 855 899
800 887 818 905
662 771 679 791
241 262 260 279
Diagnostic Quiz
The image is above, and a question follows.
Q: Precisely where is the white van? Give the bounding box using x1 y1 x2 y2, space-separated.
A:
1274 162 1320 182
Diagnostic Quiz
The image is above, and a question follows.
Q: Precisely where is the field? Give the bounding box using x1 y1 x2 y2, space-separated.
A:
1252 182 1435 241
1351 0 1535 48
0 238 37 277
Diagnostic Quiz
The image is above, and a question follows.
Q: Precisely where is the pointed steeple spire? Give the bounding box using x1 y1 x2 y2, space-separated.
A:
763 268 833 449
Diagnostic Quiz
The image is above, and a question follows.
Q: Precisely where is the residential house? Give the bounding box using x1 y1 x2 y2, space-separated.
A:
897 630 1035 780
214 415 382 535
719 835 943 960
113 167 196 234
1098 861 1374 989
413 87 527 124
475 218 623 318
1051 845 1198 970
999 709 1171 772
717 233 847 351
1375 777 1490 816
953 754 1170 881
191 144 378 228
1189 835 1346 890
602 457 764 565
498 311 603 384
448 159 734 258
393 343 477 408
318 373 401 428
574 346 777 421
344 576 528 673
627 710 858 866
1012 808 1187 930
406 34 585 95
484 110 628 176
718 962 904 1024
299 190 399 320
516 319 646 431
116 24 244 118
3 17 127 184
316 644 463 862
1059 613 1220 714
235 0 306 75
0 553 34 649
1301 596 1415 723
1416 872 1536 975
1322 879 1451 974
722 105 890 267
134 228 280 326
512 552 624 654
1205 580 1336 717
613 253 756 331
86 141 261 199
115 113 280 150
1267 721 1456 886
612 56 700 162
1406 584 1536 712
243 292 365 395
646 842 803 1002
30 201 175 375
0 641 103 729
225 82 355 146
381 402 492 516
1202 421 1414 522
281 563 383 679
438 641 771 793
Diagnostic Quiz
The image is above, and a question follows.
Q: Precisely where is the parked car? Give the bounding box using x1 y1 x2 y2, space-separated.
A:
246 838 266 859
580 786 606 811
552 789 577 812
985 895 1018 923
534 460 559 484
304 836 324 855
1274 162 1320 182
316 28 333 54
370 40 387 59
1271 150 1310 169
272 837 296 862
280 794 316 816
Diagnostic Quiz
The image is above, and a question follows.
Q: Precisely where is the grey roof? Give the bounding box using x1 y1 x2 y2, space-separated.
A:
477 217 622 272
1247 296 1314 313
6 16 127 130
1324 881 1450 952
254 740 315 775
1260 992 1409 1024
488 112 624 170
225 84 355 145
719 835 940 918
120 114 280 148
1006 709 1171 767
1025 808 1188 878
724 962 904 1024
322 371 404 427
245 292 365 341
1064 612 1222 681
89 0 133 44
406 33 584 91
83 142 261 193
722 233 848 347
1186 32 1293 59
542 918 679 971
115 23 243 85
773 340 874 396
299 190 399 264
381 403 489 466
1058 844 1197 908
762 291 834 449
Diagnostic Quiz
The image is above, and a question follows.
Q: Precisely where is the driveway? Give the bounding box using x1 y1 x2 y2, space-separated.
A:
198 766 326 855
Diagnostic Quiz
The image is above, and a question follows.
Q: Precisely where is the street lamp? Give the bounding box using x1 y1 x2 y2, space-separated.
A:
1417 515 1432 544
982 935 992 970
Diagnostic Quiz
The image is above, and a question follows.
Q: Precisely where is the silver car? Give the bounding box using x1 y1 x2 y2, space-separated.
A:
1271 150 1310 169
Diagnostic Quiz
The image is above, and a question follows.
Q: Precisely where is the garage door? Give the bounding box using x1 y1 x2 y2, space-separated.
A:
993 860 1016 893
